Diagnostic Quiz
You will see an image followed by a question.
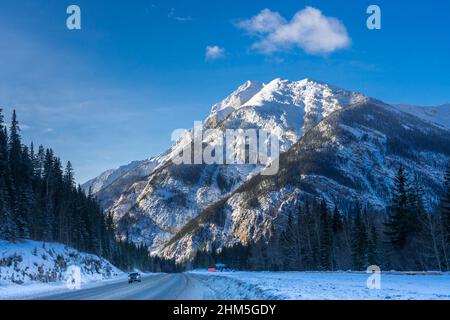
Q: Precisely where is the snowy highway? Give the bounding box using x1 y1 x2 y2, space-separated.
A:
3 271 449 300
40 273 214 300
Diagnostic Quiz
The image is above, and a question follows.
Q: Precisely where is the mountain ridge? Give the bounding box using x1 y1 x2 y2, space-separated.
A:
81 78 450 262
159 99 450 261
99 78 368 250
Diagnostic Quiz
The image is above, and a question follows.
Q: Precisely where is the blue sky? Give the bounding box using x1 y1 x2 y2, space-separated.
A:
0 0 449 183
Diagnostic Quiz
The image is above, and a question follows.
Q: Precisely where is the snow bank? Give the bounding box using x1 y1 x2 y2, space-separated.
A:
192 271 450 300
0 240 122 291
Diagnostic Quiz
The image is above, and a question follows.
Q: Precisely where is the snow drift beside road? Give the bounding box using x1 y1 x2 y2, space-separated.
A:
0 239 122 298
192 271 450 300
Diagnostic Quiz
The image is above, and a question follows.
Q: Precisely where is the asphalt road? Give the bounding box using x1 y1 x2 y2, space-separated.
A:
40 273 214 300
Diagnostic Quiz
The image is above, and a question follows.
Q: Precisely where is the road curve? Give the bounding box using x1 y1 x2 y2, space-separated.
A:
40 273 215 300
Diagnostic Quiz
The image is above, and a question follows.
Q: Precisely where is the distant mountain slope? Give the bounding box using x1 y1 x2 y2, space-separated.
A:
159 100 450 261
82 160 145 194
394 104 450 129
82 156 165 213
91 78 367 251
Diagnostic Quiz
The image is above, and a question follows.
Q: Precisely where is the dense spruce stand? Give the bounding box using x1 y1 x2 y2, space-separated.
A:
0 109 180 273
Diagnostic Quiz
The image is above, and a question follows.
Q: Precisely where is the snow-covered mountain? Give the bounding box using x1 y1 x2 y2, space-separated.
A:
84 78 450 262
82 160 145 194
0 240 121 285
84 155 167 215
160 100 450 261
394 104 450 130
86 78 368 251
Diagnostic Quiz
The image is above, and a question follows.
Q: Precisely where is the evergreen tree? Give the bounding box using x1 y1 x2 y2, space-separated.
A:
439 162 450 270
384 165 410 249
0 109 17 241
332 205 343 233
351 203 368 270
248 241 266 270
367 224 379 266
280 212 298 270
17 145 33 238
36 145 45 178
319 200 332 270
7 110 29 237
331 205 347 270
407 174 426 236
294 205 304 268
8 110 22 180
442 162 450 245
64 161 75 188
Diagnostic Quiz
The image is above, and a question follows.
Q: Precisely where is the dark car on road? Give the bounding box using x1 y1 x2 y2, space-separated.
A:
128 272 141 283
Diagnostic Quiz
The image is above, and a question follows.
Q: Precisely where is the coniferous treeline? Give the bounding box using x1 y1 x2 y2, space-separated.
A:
193 164 450 271
0 109 180 272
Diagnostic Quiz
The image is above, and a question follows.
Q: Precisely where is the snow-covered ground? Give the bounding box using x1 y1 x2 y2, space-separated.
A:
0 239 123 299
2 268 449 300
192 271 450 300
0 273 132 300
2 240 449 301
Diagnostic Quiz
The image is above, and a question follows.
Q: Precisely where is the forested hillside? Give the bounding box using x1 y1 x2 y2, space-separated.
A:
0 109 180 273
192 165 450 271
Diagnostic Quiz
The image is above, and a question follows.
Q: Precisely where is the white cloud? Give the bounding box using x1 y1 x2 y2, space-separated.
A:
174 16 193 22
168 8 193 22
236 7 351 55
205 45 226 61
236 8 286 34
